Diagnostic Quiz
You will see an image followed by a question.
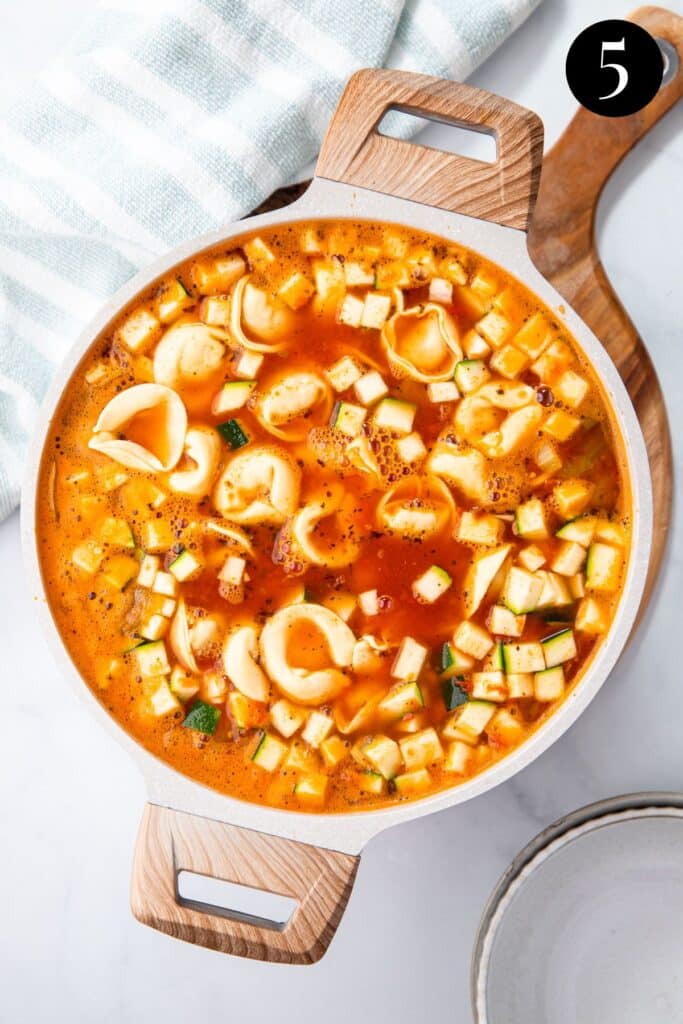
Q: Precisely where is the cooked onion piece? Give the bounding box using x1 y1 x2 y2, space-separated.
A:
88 382 187 472
168 426 222 496
213 444 301 524
169 597 199 673
230 275 297 353
290 484 362 568
376 475 456 538
153 321 229 398
454 380 542 458
259 603 355 705
223 625 270 702
381 303 462 382
255 371 332 441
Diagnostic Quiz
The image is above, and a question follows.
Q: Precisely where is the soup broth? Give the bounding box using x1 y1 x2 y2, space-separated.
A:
37 220 631 812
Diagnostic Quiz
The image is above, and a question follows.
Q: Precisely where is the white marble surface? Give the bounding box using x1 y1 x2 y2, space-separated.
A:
1 1 681 1021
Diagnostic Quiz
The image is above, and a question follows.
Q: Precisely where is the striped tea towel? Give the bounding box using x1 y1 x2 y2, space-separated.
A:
0 0 542 521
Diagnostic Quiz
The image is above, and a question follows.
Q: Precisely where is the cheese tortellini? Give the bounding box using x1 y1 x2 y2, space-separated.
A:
213 444 301 524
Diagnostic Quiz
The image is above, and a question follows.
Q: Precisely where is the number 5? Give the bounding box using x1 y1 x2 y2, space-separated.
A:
600 38 628 99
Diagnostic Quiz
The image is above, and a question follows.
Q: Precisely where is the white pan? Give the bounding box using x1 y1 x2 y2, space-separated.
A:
21 70 652 964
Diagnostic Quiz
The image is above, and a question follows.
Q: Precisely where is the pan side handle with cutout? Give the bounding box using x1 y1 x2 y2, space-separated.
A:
131 804 359 964
316 68 544 231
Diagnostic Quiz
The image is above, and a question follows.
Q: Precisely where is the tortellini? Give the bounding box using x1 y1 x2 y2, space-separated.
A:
213 444 301 525
230 275 297 353
223 625 270 702
255 371 332 441
381 302 462 382
259 603 355 705
88 383 187 472
289 484 361 568
376 475 456 538
169 598 199 673
454 381 543 458
153 321 229 396
169 426 222 496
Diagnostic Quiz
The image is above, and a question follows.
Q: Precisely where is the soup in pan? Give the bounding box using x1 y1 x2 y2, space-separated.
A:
38 221 631 812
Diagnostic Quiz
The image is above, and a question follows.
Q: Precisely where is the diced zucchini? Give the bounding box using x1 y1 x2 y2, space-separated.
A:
427 380 459 403
278 271 314 310
454 359 490 394
102 554 138 590
116 307 161 354
359 771 386 795
502 566 543 615
358 589 379 616
361 735 402 779
360 292 392 329
575 596 608 635
535 570 573 609
556 516 596 547
531 339 572 382
439 256 467 285
212 380 256 415
551 541 586 577
251 732 287 771
379 681 424 718
71 541 105 575
442 701 495 744
463 544 512 616
100 516 135 548
515 499 550 540
135 640 170 678
325 355 362 392
586 542 622 592
216 419 249 449
517 545 546 572
139 614 169 641
457 511 504 547
168 550 203 581
294 773 329 806
332 400 367 437
453 620 493 661
594 519 627 547
487 708 525 745
444 740 473 774
199 294 231 326
301 710 333 749
487 604 525 638
439 641 475 677
471 671 507 702
338 293 365 327
152 571 178 597
233 348 264 379
192 253 246 295
543 409 581 442
396 432 427 464
502 642 545 673
393 768 431 794
156 277 193 324
487 643 505 671
218 554 247 586
412 565 452 604
512 313 552 359
270 698 306 738
140 519 174 553
554 479 593 519
506 672 534 698
243 236 275 267
169 665 200 703
475 310 512 348
428 277 453 304
534 439 562 474
555 370 589 409
534 666 565 701
489 344 529 380
137 553 160 588
542 629 577 668
373 397 416 435
320 735 348 769
442 677 469 711
148 678 180 716
399 728 443 770
391 637 428 681
353 370 389 407
569 573 585 600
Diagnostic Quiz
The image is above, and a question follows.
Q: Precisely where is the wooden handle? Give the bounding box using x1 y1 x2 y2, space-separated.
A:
528 5 680 621
316 68 544 230
130 804 359 964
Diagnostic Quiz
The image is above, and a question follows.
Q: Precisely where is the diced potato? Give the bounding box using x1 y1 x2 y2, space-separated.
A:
199 294 231 326
470 270 499 298
534 439 562 475
399 728 443 770
391 637 428 681
575 596 608 634
191 253 246 295
543 409 581 442
487 604 525 637
427 380 459 403
569 573 586 599
475 309 513 348
360 292 392 329
593 519 627 547
453 620 493 660
512 313 553 359
326 355 363 392
551 541 586 577
85 362 111 386
456 511 504 547
517 545 546 572
243 236 276 268
338 293 365 327
312 257 346 313
301 710 334 749
278 271 315 310
535 570 572 610
373 398 415 435
121 478 166 511
300 226 324 254
116 307 161 354
489 344 529 379
137 553 160 588
396 432 427 464
374 260 411 290
170 666 200 703
554 479 593 519
71 541 105 575
320 735 348 769
354 370 389 406
555 370 589 409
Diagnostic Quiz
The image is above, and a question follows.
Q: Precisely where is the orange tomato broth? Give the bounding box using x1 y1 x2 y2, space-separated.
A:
37 219 631 813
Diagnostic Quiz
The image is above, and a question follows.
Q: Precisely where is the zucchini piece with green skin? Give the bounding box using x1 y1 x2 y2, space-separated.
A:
464 544 512 616
216 418 250 449
442 677 468 711
534 666 565 701
442 700 495 743
332 400 367 437
251 731 287 770
182 699 221 735
100 516 135 548
454 359 489 394
514 499 550 540
586 542 622 592
502 566 543 615
135 640 170 677
438 641 474 677
556 516 595 547
412 565 452 603
212 380 256 415
372 398 416 435
488 642 505 671
541 629 577 668
502 642 545 673
168 549 203 581
379 681 424 718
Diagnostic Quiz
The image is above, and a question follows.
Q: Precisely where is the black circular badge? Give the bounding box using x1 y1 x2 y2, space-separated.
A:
566 20 664 117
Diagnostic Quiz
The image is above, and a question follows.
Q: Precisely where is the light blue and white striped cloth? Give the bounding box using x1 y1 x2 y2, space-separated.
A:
0 0 541 520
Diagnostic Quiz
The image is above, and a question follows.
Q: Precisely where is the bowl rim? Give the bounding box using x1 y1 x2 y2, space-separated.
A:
20 178 654 856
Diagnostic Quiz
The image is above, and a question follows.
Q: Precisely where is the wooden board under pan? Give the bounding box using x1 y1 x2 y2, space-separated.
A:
253 3 680 632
